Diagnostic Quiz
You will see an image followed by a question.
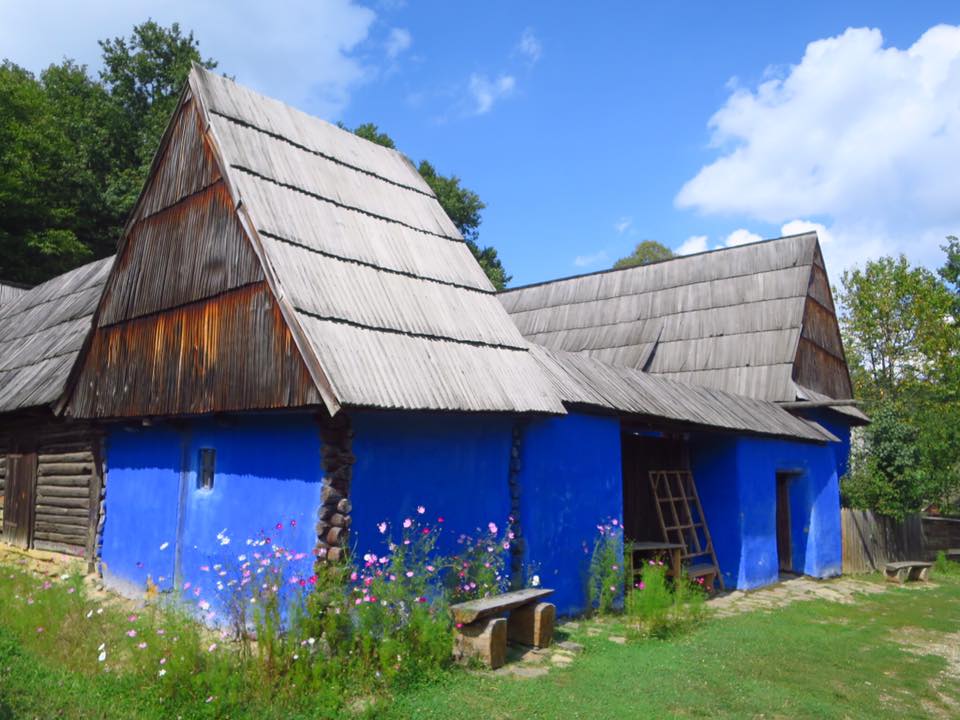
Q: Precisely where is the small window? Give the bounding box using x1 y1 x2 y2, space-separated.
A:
198 448 216 490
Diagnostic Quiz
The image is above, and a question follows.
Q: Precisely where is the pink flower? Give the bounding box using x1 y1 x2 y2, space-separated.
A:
426 565 435 573
355 598 362 606
638 582 646 590
402 518 412 529
502 542 510 550
67 587 75 594
208 643 217 653
417 596 427 603
275 522 283 531
405 571 414 578
138 642 147 650
159 657 167 664
488 522 498 534
183 582 191 590
611 518 619 526
421 527 430 535
416 505 425 515
36 627 44 633
377 521 388 534
127 614 138 623
350 571 358 582
42 581 52 590
290 519 297 528
156 629 165 636
198 600 210 611
437 516 445 523
126 630 137 638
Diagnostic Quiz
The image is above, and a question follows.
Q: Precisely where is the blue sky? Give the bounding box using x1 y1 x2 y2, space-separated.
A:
2 1 960 287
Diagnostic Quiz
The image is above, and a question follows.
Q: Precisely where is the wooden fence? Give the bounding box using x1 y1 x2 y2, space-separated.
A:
841 509 960 573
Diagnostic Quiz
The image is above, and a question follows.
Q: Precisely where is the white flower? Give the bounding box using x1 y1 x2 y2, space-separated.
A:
158 669 166 677
98 650 107 662
531 575 541 587
159 541 169 551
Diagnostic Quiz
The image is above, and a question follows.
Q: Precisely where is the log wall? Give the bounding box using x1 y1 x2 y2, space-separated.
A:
0 417 103 559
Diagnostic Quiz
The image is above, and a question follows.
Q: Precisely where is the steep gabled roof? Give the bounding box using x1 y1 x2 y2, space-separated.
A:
501 234 859 414
0 257 113 413
66 67 563 418
0 281 29 307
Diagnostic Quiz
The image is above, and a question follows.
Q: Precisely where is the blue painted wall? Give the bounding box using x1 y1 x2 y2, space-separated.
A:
101 415 322 619
518 412 623 616
350 411 514 560
101 426 182 595
691 434 844 590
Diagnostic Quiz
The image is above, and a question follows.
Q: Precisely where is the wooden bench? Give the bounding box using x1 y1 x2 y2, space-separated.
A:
946 549 960 562
450 588 555 669
884 561 932 584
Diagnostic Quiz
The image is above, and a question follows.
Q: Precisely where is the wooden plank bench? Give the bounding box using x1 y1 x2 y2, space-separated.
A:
884 561 932 584
450 588 555 669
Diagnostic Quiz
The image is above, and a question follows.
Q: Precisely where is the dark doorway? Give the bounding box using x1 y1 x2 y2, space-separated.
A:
776 471 798 573
621 433 689 543
3 452 37 548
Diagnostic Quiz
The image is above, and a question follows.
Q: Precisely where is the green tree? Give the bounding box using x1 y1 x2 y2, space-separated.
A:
843 401 929 519
0 61 103 282
612 240 674 269
839 251 960 515
345 124 511 290
839 255 956 399
0 20 216 284
98 20 217 222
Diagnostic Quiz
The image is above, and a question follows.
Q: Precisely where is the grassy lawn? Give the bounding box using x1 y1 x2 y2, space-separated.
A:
2 558 959 719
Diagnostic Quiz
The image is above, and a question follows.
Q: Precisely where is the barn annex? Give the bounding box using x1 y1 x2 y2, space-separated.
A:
0 66 861 615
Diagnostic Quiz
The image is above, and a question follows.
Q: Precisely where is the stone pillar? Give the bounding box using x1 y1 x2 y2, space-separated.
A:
508 422 525 589
315 413 355 566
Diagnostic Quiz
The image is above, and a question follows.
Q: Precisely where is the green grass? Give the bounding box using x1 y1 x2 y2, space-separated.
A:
2 560 960 719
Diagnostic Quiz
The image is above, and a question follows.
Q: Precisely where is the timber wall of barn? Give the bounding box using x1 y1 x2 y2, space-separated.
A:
0 418 104 559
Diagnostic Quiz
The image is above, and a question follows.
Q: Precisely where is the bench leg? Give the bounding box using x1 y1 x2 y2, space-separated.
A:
507 602 556 649
915 566 930 582
454 617 507 669
885 568 905 584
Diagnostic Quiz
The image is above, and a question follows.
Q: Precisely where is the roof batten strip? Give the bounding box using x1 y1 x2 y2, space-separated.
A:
257 230 495 296
291 307 529 352
209 109 435 199
231 165 464 245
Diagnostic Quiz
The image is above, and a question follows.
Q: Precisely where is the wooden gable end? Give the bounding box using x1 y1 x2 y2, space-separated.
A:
793 243 853 400
66 95 322 419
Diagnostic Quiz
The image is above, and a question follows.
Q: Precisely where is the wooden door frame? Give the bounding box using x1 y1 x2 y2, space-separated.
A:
3 450 38 548
776 470 802 574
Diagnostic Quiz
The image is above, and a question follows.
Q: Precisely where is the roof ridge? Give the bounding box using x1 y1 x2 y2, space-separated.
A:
501 231 820 294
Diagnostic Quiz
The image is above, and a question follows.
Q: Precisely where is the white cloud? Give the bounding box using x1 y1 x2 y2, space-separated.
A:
518 28 542 64
614 217 633 234
724 228 763 247
0 0 376 118
385 27 411 60
676 25 960 273
574 250 609 268
676 235 709 255
468 73 516 115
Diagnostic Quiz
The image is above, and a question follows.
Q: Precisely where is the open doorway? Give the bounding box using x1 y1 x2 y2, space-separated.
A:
776 471 802 574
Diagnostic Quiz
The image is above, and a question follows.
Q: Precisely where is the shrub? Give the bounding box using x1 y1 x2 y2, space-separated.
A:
587 519 625 614
933 550 959 577
625 561 707 639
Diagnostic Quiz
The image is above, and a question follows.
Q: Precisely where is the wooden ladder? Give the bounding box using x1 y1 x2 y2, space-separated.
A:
648 470 724 591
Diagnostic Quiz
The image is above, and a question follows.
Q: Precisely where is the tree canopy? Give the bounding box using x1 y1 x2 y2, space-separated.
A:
345 122 511 290
839 246 960 517
612 240 674 269
0 21 214 284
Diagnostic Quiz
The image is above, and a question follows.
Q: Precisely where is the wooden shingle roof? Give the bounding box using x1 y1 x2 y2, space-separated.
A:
501 234 860 416
0 257 113 413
